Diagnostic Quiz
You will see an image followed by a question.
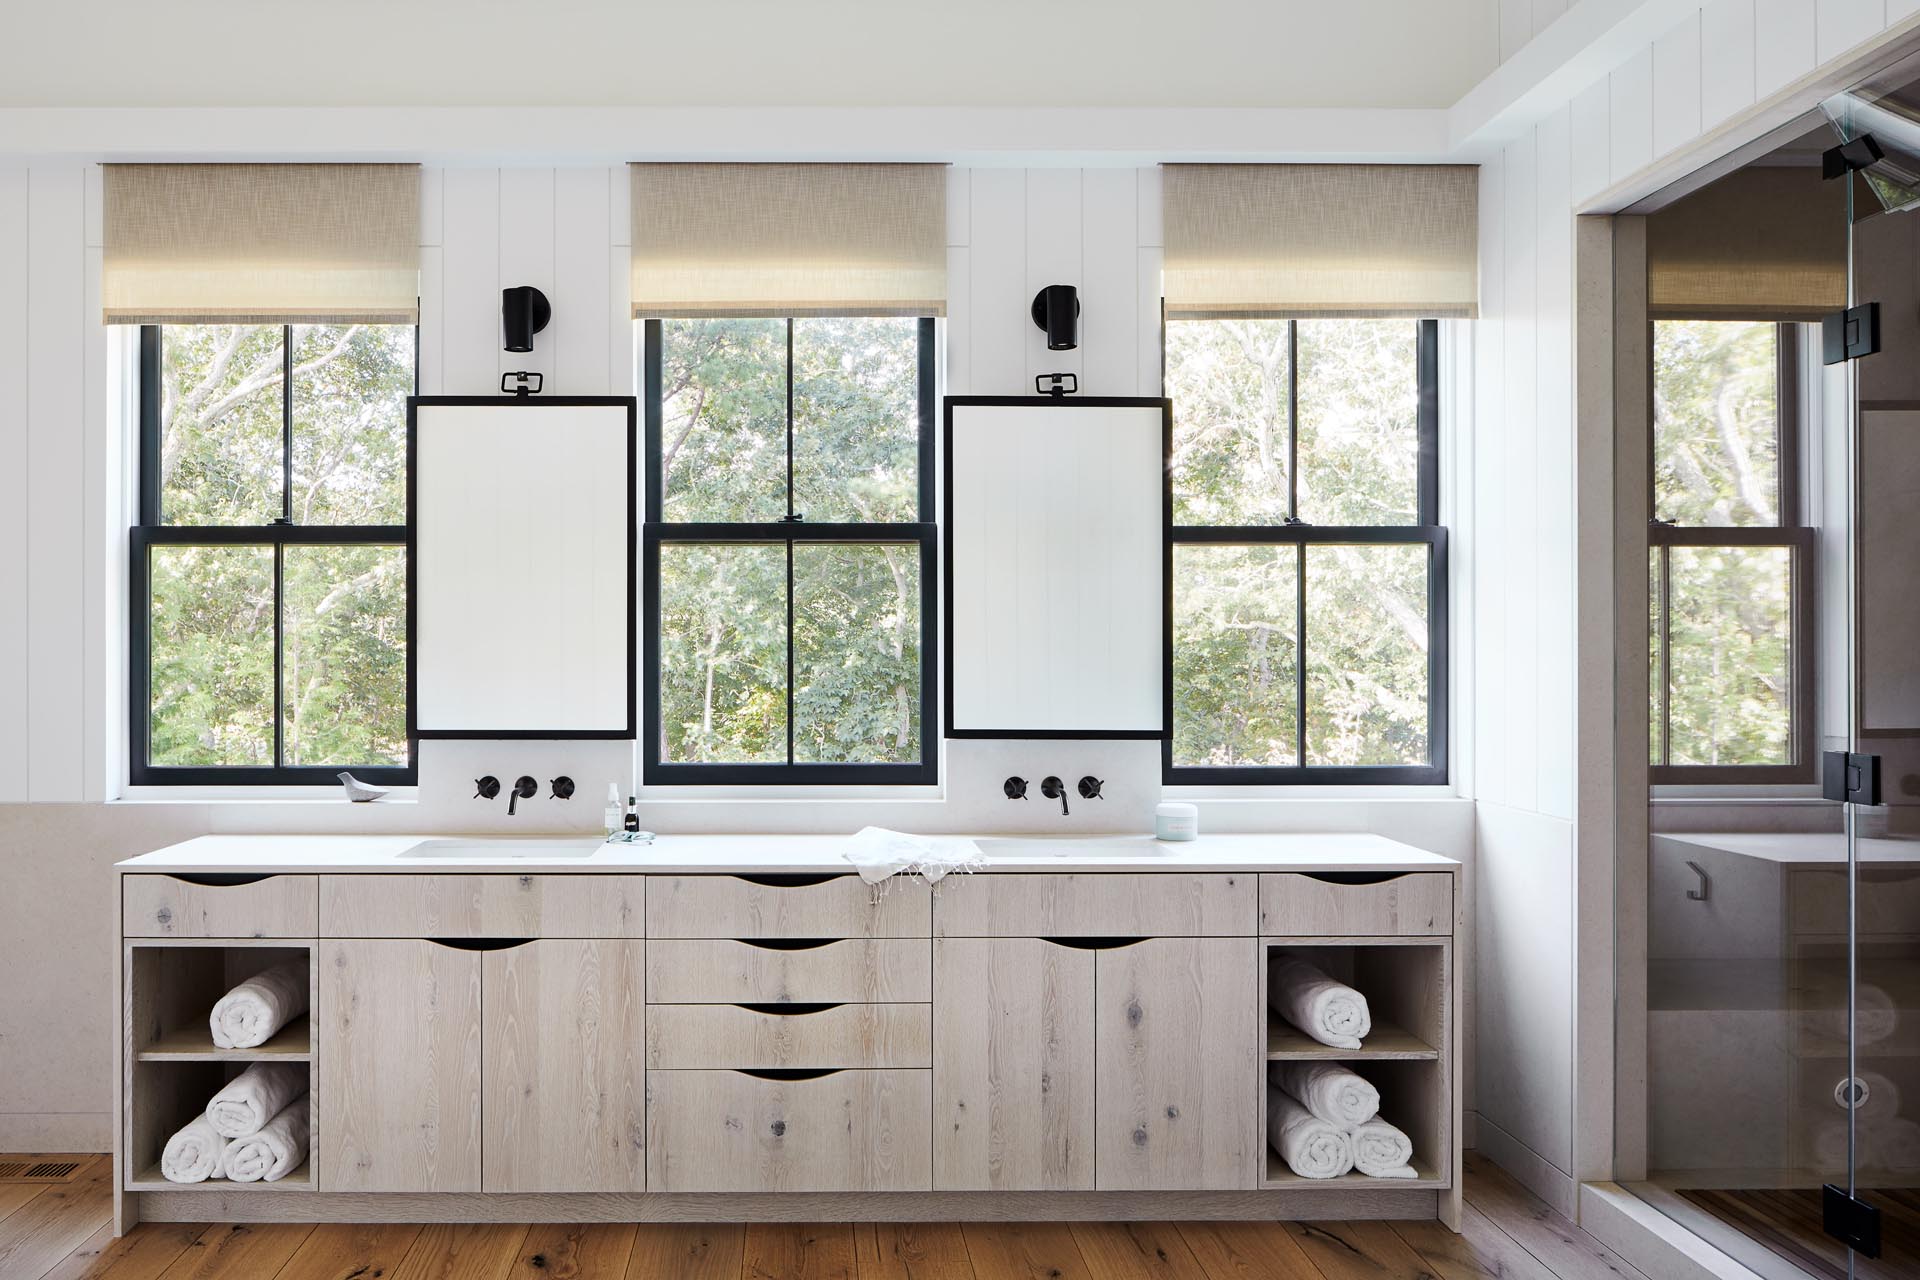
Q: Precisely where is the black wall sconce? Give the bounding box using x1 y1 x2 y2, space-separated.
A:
1031 284 1080 351
502 285 551 353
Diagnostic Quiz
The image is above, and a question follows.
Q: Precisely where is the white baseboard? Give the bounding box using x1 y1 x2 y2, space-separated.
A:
0 1112 110 1153
1580 1182 1770 1280
1474 1111 1576 1219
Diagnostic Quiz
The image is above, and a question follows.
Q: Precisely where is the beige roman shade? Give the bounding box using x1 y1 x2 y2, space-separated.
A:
1647 167 1848 322
103 164 420 324
1163 164 1479 319
630 163 946 317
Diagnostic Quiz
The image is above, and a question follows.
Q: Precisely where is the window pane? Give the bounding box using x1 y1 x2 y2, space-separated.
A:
291 324 412 525
793 318 920 523
147 544 275 766
282 545 407 767
1304 543 1429 766
1650 550 1665 765
158 325 285 525
1171 544 1299 767
1166 319 1292 525
658 319 787 522
1653 320 1780 527
794 543 921 764
658 543 787 763
1665 544 1792 766
1296 320 1420 525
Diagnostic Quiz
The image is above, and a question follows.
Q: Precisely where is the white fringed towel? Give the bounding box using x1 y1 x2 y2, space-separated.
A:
1269 957 1371 1050
843 827 987 885
1351 1117 1418 1178
1269 1061 1381 1128
1267 1087 1354 1179
209 958 309 1050
207 1061 308 1139
223 1096 310 1183
160 1116 229 1183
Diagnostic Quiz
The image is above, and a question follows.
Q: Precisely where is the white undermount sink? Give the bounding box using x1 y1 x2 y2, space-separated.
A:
398 837 605 860
975 836 1172 859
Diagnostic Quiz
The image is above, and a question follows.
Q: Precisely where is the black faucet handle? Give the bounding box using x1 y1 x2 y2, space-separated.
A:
1004 776 1029 800
474 775 501 800
1078 776 1105 800
511 775 538 799
550 776 575 800
1040 776 1070 816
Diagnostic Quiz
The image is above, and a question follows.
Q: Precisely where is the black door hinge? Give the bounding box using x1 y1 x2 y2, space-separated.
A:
1824 133 1885 179
1824 303 1881 365
1823 1184 1882 1258
1822 750 1881 806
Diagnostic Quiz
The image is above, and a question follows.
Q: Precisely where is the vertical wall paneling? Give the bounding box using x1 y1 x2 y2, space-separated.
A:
1651 13 1704 160
1079 168 1138 397
1501 0 1534 62
440 168 502 395
83 228 108 802
420 167 445 249
1136 166 1163 249
1137 248 1164 398
1501 131 1540 815
1532 0 1569 33
418 245 446 396
968 169 1027 396
1818 0 1887 63
0 170 28 802
1534 108 1576 823
944 167 970 249
1701 0 1759 129
1753 0 1816 97
551 168 612 396
1569 79 1613 208
610 245 634 399
1609 47 1656 185
946 247 973 397
496 168 556 387
1472 158 1506 806
24 166 86 802
1023 169 1083 389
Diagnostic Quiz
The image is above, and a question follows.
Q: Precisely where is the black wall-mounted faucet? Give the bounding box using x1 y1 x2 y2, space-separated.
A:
1040 776 1069 816
507 775 538 816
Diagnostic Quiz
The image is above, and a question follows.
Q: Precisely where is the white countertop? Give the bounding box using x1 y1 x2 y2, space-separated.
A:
116 831 1458 876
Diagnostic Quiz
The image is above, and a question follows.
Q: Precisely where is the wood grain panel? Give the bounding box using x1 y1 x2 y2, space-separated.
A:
155 1223 315 1278
932 938 1094 1191
646 1004 931 1070
315 939 483 1193
39 1219 202 1280
645 875 929 939
1286 1220 1432 1280
647 939 931 1004
645 1069 931 1192
1258 873 1451 937
506 1222 638 1279
625 1224 743 1280
319 874 643 938
958 1223 1093 1280
389 1223 530 1280
853 1222 971 1280
1174 1220 1321 1280
483 940 647 1192
275 1223 426 1280
1094 939 1260 1191
1069 1221 1209 1280
0 1157 111 1280
124 875 318 938
933 874 1255 938
743 1223 855 1280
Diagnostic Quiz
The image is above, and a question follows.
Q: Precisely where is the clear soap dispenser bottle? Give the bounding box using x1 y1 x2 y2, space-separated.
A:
604 784 623 838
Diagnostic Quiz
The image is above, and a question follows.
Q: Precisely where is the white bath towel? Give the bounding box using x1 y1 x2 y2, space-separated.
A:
1800 983 1898 1051
222 1096 310 1182
160 1116 229 1183
1351 1116 1418 1179
1270 1061 1381 1128
1267 1087 1354 1179
1269 957 1371 1050
209 958 309 1050
843 827 987 886
206 1061 308 1139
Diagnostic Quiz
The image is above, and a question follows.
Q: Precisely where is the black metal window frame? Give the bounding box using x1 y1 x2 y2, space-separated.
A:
129 323 418 787
1164 317 1449 787
641 316 939 786
1648 321 1815 785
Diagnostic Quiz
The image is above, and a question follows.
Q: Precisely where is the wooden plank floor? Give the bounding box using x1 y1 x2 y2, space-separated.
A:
0 1152 1648 1280
1677 1185 1920 1280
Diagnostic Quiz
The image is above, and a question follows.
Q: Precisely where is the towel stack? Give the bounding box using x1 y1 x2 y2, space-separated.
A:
1267 1062 1418 1180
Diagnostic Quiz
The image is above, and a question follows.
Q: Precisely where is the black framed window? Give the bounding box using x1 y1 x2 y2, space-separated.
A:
642 317 938 785
1164 317 1447 785
1649 320 1813 783
130 323 416 786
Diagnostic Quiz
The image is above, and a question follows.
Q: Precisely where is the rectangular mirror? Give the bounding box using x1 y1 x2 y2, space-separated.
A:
944 396 1168 737
411 397 635 737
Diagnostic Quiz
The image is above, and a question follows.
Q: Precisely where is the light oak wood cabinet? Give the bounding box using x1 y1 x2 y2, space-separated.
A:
647 1002 930 1070
320 874 643 938
645 873 930 938
315 938 483 1193
932 937 1096 1191
482 939 646 1192
1258 872 1451 936
932 872 1255 937
646 938 931 1003
124 874 317 938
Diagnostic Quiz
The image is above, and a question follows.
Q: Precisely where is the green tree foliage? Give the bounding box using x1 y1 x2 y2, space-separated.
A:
1651 320 1791 766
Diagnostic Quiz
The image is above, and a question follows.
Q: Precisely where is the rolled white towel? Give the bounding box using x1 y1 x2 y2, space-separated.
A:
1269 957 1371 1050
1351 1116 1418 1178
1269 1061 1381 1128
207 1061 308 1139
210 958 309 1050
223 1096 310 1183
160 1116 229 1183
1809 1118 1853 1174
1267 1087 1354 1179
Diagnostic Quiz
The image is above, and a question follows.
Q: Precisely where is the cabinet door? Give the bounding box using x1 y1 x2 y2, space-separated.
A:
933 938 1095 1190
315 939 482 1192
483 940 646 1192
1094 938 1259 1190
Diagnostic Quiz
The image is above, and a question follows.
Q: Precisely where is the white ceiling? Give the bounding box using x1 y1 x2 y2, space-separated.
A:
2 0 1500 110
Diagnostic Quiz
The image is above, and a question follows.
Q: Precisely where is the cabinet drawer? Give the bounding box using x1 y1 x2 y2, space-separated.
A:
645 1068 931 1191
932 873 1255 937
124 874 317 938
645 875 929 939
648 1004 931 1070
647 939 931 1003
1259 872 1452 936
319 875 642 937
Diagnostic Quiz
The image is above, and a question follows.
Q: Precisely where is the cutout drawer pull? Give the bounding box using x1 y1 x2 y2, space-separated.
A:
425 937 537 952
735 1002 843 1016
1043 936 1149 951
732 873 843 888
165 873 278 888
1300 871 1411 886
736 1067 843 1081
738 938 836 951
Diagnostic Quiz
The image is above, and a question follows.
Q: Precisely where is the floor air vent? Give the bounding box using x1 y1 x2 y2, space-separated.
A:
0 1160 85 1183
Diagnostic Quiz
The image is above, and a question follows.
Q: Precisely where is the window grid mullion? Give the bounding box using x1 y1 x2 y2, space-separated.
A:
785 318 796 522
1287 320 1300 522
785 539 796 768
1294 542 1307 768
